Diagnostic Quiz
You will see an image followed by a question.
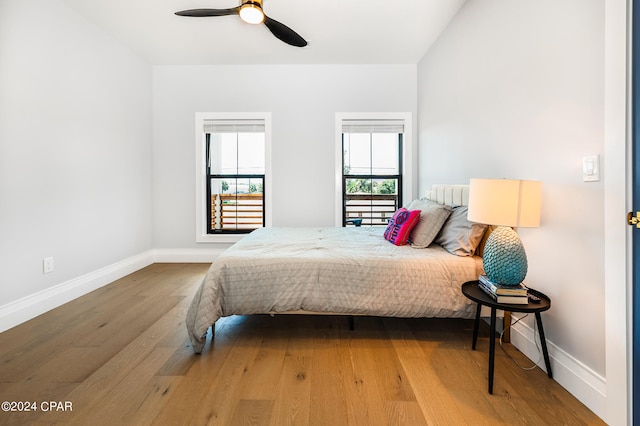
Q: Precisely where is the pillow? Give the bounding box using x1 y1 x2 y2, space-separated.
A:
407 199 452 248
384 208 421 246
435 206 489 256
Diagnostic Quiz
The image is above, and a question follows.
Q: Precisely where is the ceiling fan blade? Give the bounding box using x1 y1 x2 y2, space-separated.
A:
263 16 307 47
175 7 240 17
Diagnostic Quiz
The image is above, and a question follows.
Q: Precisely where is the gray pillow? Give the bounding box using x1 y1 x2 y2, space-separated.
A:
407 199 452 248
435 206 488 256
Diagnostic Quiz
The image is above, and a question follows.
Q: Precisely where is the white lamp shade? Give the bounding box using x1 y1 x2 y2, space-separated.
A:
467 178 542 228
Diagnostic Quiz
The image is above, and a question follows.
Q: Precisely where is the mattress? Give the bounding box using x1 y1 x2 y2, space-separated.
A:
186 226 484 353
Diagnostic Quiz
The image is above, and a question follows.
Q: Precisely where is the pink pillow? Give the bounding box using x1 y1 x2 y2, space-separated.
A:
384 208 421 246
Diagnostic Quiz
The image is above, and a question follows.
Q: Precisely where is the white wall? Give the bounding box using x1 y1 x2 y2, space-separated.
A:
603 0 630 423
0 1 153 309
418 0 607 416
152 64 417 249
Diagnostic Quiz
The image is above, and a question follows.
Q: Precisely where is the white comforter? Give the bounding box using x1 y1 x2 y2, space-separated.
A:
186 227 483 353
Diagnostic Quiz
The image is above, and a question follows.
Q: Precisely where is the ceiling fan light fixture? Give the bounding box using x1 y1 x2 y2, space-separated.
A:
239 2 264 24
175 0 307 47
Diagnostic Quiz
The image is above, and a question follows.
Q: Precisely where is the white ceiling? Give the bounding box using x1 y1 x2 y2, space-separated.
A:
62 0 466 65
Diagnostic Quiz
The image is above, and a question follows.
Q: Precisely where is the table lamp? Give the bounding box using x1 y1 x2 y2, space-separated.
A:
467 178 542 286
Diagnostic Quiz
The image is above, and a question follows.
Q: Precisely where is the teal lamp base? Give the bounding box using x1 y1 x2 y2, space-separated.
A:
482 226 528 286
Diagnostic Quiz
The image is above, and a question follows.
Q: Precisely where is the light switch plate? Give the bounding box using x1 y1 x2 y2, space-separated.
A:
583 155 600 182
43 257 54 274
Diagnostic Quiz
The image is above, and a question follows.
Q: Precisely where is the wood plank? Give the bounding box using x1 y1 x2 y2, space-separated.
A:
46 347 176 425
126 376 184 426
229 400 275 426
154 341 199 376
39 300 193 422
397 356 469 424
160 322 264 425
348 317 416 402
383 401 428 426
382 317 427 358
146 323 241 424
237 344 286 401
337 322 390 426
268 356 312 426
308 318 349 424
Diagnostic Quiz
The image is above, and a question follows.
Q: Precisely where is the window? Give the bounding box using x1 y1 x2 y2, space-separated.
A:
335 113 413 227
196 113 271 242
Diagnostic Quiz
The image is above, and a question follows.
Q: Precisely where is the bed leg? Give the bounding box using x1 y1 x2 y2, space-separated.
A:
348 316 355 331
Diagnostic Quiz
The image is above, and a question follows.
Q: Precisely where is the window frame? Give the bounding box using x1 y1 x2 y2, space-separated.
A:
206 133 265 234
195 112 272 243
342 133 403 227
335 112 414 227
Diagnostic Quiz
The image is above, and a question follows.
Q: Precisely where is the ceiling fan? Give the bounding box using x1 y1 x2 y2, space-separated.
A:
175 0 308 47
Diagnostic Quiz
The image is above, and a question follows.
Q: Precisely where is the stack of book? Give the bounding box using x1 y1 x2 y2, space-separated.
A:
478 275 528 304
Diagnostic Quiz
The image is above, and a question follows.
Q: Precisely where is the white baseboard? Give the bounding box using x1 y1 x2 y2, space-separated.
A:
0 250 155 333
509 317 606 420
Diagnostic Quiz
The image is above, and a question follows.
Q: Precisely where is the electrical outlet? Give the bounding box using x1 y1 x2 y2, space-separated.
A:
43 257 54 274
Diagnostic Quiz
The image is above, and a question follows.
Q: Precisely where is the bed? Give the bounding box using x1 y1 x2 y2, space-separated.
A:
186 185 488 353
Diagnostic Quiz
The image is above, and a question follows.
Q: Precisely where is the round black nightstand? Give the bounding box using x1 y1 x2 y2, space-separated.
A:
461 280 552 394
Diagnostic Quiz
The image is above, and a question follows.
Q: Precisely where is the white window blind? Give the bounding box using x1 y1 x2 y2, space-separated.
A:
203 119 265 133
341 119 404 134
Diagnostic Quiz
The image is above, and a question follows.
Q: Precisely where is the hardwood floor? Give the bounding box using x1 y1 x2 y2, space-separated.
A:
0 263 604 425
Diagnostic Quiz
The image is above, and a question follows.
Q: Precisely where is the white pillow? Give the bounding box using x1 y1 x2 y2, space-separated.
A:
435 206 488 256
407 199 452 248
